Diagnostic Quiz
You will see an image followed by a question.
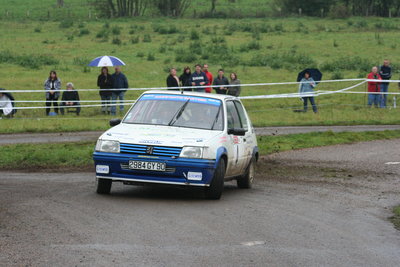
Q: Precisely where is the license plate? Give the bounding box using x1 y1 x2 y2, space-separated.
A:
128 161 166 172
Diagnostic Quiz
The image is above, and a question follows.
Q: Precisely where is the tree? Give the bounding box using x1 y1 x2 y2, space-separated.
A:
211 0 217 13
154 0 192 17
57 0 64 7
91 0 149 17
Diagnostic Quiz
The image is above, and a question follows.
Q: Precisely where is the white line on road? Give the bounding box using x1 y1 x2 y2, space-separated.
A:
241 241 266 247
385 162 400 165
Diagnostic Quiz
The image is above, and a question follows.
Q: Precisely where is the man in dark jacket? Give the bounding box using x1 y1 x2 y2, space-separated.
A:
166 68 180 90
379 59 392 108
60 82 80 115
111 66 129 116
213 69 229 94
190 64 208 92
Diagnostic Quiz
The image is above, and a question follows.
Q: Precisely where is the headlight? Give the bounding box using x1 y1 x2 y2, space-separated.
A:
180 147 203 158
95 140 120 153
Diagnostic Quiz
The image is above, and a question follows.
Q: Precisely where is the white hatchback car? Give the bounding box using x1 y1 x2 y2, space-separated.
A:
93 91 258 199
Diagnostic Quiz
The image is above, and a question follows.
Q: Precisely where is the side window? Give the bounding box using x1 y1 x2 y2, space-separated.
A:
226 101 241 129
234 101 249 131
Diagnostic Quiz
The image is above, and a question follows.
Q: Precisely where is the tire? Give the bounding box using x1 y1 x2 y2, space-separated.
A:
237 158 255 189
204 159 226 200
96 178 112 194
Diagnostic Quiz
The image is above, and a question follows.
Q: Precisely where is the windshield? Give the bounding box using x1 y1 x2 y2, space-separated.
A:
123 94 224 131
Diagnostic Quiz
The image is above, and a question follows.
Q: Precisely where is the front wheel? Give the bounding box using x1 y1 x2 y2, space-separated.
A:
237 158 255 189
96 178 112 194
204 159 225 200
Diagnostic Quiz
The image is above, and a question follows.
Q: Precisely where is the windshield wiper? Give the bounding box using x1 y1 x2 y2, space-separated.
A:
168 99 190 126
211 104 222 130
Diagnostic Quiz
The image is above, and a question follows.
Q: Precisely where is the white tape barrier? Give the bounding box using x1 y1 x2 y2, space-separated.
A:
0 78 369 94
12 102 135 110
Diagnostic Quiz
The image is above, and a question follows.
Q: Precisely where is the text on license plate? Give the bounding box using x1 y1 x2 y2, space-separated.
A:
128 161 166 172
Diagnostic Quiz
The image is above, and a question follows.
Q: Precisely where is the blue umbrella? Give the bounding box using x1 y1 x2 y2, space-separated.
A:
88 55 126 67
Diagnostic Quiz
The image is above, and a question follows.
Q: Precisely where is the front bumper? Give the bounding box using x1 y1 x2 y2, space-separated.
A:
93 152 217 187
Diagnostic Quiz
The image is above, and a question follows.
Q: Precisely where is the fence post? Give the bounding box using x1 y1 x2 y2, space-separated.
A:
89 10 92 19
299 8 302 16
394 96 397 108
26 10 30 17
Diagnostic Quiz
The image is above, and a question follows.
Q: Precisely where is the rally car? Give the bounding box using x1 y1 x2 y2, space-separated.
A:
93 91 258 199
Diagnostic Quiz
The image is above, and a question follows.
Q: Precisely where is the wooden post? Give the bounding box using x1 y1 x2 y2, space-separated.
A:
89 10 92 19
27 10 30 17
299 8 302 16
321 8 324 17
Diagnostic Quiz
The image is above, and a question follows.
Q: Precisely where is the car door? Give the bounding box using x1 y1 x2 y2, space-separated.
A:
225 101 248 177
233 101 253 174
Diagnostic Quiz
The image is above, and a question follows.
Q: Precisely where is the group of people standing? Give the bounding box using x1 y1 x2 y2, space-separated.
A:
166 64 242 97
44 67 129 116
367 60 392 108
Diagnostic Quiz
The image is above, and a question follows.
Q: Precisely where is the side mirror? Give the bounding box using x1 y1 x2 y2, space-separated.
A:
228 128 246 136
109 119 121 127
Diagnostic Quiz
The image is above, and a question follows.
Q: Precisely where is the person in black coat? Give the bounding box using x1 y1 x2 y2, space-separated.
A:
97 67 113 114
60 82 80 115
213 69 230 94
179 66 192 91
166 68 180 90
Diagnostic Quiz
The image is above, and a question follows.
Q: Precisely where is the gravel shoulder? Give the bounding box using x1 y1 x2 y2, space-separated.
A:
1 139 399 266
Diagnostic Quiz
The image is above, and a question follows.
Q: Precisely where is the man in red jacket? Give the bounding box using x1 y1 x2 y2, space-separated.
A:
203 64 213 93
367 66 382 107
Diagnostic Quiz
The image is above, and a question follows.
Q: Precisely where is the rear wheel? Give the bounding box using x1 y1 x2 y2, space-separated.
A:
237 158 255 189
205 159 225 200
96 178 112 194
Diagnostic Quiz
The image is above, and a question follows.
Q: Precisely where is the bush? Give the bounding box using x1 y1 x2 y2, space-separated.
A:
79 29 90 36
176 35 186 43
112 26 121 35
136 52 145 58
129 29 135 35
143 34 152 42
331 71 344 80
34 27 41 33
190 30 200 40
321 56 374 72
247 51 315 70
159 45 167 53
96 29 108 39
130 36 139 44
112 37 121 45
328 4 350 19
147 53 156 61
175 48 197 63
0 50 59 69
59 19 73 29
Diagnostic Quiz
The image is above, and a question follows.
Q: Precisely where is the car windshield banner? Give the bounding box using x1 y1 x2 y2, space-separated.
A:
140 94 222 107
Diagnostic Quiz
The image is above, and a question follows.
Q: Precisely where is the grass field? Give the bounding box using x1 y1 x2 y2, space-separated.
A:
1 12 400 132
2 130 400 170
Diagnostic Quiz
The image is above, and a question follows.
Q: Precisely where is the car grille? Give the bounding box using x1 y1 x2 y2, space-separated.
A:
120 163 176 173
119 143 182 157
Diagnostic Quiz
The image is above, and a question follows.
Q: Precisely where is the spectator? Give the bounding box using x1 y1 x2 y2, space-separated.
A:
44 70 61 116
203 64 213 93
299 71 317 113
97 67 113 115
0 88 16 118
179 66 192 91
190 64 208 92
213 69 229 94
60 82 80 116
166 68 180 90
379 59 392 108
367 66 382 108
111 66 129 116
228 72 241 97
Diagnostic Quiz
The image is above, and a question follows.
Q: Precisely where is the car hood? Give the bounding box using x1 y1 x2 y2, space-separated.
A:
100 123 223 147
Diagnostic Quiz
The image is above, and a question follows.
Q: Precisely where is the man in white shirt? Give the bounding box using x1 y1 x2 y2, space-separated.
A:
0 89 14 118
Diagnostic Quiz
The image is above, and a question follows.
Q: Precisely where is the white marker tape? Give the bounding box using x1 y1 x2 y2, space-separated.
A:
384 162 400 165
241 241 266 246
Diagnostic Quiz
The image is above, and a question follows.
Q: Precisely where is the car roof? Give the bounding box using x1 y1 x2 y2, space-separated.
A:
140 90 237 101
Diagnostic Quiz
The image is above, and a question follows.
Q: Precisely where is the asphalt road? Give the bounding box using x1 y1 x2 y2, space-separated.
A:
1 139 399 266
1 125 400 145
